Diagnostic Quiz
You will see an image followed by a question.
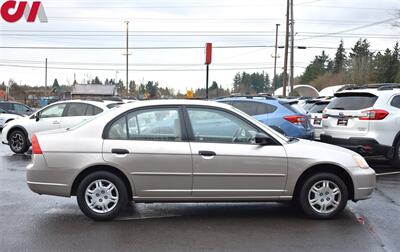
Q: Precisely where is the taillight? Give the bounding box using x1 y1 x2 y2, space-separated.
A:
31 134 43 154
359 109 389 120
284 115 306 125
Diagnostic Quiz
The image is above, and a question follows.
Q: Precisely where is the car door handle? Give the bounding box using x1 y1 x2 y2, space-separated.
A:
112 149 129 155
52 121 60 125
198 151 216 157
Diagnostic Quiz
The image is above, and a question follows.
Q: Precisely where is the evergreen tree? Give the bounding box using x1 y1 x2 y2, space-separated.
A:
300 51 332 83
52 78 60 89
349 39 373 84
333 40 347 73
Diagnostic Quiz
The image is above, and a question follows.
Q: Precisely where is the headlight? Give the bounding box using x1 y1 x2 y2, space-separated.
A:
353 155 369 169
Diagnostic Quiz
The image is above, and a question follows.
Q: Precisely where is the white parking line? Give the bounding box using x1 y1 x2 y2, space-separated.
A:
376 171 400 176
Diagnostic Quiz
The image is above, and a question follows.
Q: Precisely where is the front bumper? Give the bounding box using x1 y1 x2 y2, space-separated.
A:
320 134 394 158
351 167 376 201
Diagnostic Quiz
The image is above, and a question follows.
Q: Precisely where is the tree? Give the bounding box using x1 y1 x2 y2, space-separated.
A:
300 51 332 83
333 40 347 73
129 80 136 95
52 78 60 89
91 76 102 85
349 39 373 84
145 81 159 98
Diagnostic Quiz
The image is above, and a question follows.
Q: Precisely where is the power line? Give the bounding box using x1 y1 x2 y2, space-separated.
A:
0 63 307 71
298 17 400 41
0 45 275 50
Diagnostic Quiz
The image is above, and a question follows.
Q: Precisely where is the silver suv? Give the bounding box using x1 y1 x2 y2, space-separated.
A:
27 100 375 221
321 84 400 165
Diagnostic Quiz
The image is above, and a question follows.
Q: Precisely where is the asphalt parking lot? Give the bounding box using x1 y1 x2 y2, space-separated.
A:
0 133 399 252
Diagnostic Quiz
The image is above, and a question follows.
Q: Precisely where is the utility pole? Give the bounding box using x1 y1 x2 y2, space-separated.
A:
290 0 295 93
273 24 280 94
45 58 48 97
125 21 129 94
283 0 290 97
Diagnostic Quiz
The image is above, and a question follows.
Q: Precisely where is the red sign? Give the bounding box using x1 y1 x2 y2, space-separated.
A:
205 43 212 65
1 1 47 23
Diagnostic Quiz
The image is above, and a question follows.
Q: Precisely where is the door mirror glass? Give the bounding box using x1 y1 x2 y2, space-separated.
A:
255 133 275 145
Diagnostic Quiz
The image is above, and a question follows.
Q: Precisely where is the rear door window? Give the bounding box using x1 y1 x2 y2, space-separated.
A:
230 101 276 116
391 95 400 109
65 103 88 117
327 93 377 110
85 105 103 116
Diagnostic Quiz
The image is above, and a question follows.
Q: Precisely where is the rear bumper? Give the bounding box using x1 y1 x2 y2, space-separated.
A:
26 155 73 197
320 134 394 158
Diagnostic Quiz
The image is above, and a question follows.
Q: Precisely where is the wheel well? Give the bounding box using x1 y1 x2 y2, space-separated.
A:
293 164 355 200
5 118 14 124
71 165 133 200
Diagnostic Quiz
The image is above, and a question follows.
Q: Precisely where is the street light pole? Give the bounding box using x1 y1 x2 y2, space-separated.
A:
125 21 129 94
45 58 48 97
290 0 295 93
283 0 290 97
273 24 280 94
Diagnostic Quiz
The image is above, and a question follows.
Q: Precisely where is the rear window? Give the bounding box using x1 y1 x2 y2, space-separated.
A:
230 101 277 116
309 103 329 113
107 102 124 109
279 101 305 115
327 93 377 110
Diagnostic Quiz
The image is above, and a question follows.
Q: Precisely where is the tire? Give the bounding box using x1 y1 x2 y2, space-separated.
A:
76 171 128 221
8 129 29 154
297 172 348 219
392 140 400 168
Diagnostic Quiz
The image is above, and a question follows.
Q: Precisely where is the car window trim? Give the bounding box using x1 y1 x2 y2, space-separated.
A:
102 105 189 142
182 105 281 146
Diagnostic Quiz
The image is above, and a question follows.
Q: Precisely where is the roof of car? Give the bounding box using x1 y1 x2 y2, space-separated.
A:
51 99 110 108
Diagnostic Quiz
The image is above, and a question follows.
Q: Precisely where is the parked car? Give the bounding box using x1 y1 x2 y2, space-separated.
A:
320 84 400 165
216 96 314 139
0 107 23 130
0 101 34 116
309 100 331 140
1 100 110 153
27 99 375 221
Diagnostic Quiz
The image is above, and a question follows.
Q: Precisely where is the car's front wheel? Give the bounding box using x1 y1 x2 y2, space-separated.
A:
8 129 29 154
77 171 128 221
298 173 348 219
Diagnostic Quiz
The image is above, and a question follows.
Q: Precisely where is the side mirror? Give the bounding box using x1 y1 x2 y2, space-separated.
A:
255 133 275 145
35 113 40 121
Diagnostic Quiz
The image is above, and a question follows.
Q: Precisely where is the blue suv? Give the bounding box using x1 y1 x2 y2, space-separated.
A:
216 96 314 139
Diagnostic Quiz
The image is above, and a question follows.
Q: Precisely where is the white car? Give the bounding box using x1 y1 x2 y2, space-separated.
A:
1 100 110 153
320 84 400 165
0 108 23 130
309 100 331 140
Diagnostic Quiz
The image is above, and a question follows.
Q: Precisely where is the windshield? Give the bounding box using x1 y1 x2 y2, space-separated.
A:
327 93 377 110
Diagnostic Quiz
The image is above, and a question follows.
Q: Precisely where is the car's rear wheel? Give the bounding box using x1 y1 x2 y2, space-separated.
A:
392 139 400 168
77 171 128 221
298 173 348 219
8 129 29 154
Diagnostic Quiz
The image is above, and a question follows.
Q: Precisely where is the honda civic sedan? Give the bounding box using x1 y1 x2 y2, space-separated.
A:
26 100 375 221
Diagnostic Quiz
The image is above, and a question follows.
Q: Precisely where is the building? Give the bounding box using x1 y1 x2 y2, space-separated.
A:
71 84 118 99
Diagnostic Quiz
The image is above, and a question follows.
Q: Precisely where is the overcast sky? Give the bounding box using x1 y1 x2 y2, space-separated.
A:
0 0 399 92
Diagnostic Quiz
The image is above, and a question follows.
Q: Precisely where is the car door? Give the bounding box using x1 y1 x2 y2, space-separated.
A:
102 106 193 198
26 103 67 139
60 103 93 129
185 106 288 198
